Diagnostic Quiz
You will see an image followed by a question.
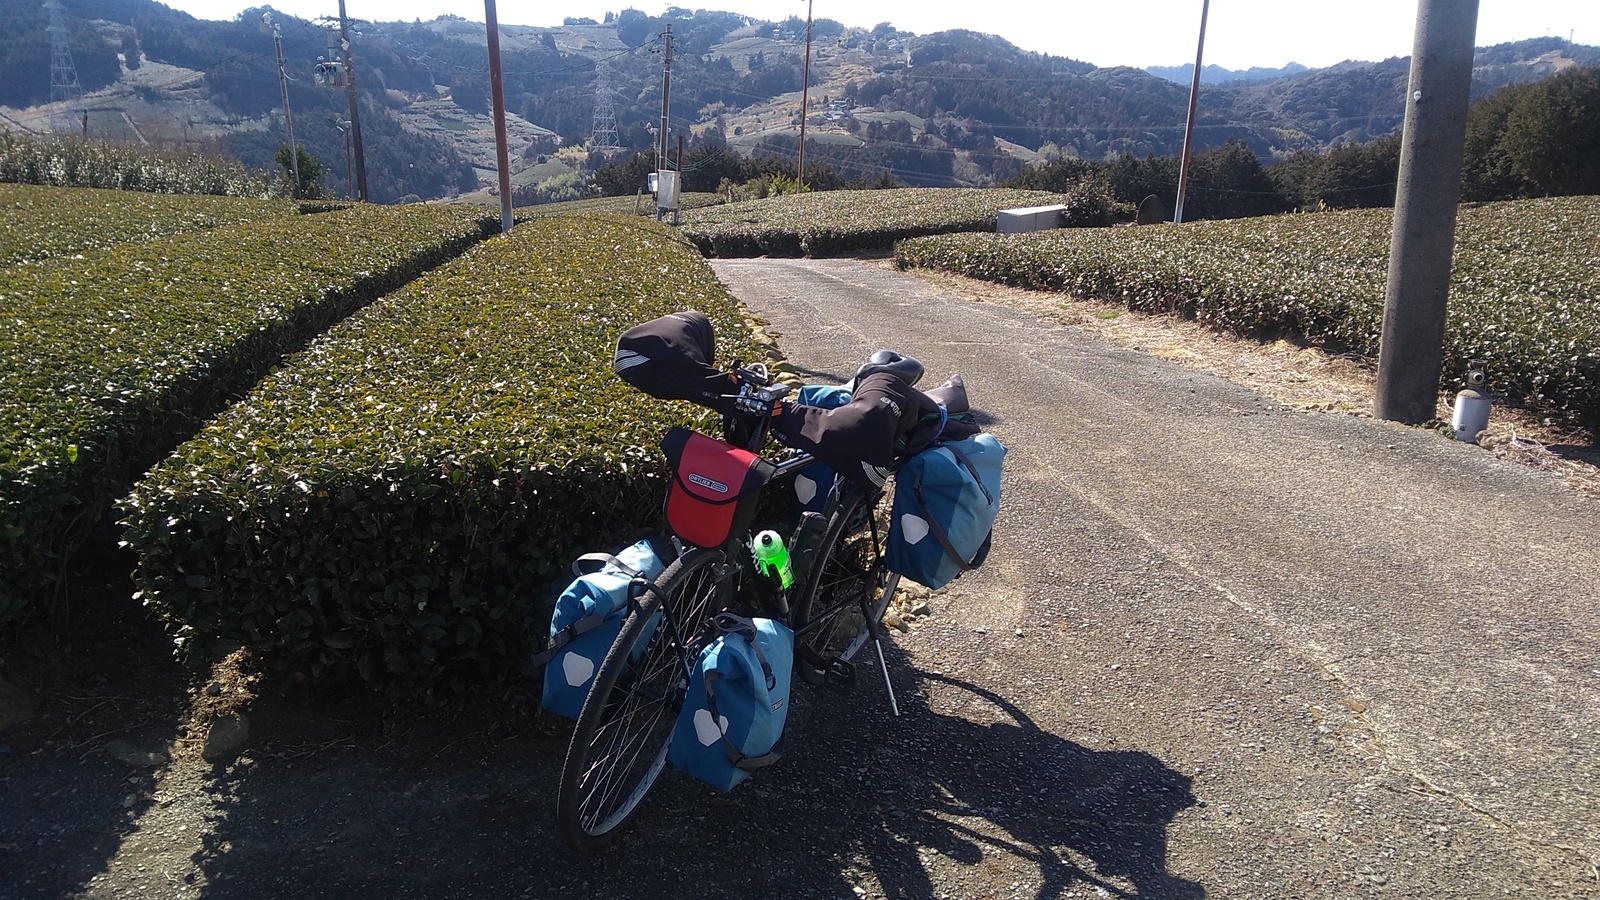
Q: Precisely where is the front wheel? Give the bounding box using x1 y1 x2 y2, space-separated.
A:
556 548 728 850
789 489 895 684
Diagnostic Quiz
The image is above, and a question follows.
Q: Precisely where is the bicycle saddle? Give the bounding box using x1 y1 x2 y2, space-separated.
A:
851 350 924 387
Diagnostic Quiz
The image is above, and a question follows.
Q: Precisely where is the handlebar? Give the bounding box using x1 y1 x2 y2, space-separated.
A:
727 362 792 416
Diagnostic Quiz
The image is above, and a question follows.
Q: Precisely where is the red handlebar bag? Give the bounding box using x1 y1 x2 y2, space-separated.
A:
661 427 776 549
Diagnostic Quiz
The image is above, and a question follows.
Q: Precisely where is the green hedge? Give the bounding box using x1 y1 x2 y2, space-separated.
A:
0 204 497 626
514 192 725 218
679 186 1113 258
895 197 1600 428
0 133 283 198
122 215 756 696
0 183 300 267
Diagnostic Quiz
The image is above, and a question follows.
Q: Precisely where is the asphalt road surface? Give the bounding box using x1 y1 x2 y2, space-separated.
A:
705 257 1600 898
4 257 1597 900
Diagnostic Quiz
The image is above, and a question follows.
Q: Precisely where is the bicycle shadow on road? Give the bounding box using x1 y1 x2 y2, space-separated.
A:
66 646 1199 899
778 666 1203 899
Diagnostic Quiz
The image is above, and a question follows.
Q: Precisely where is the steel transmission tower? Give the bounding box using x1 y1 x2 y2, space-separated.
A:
590 65 622 153
44 0 84 134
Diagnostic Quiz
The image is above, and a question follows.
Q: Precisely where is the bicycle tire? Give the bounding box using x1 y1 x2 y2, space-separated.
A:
556 547 728 850
790 489 895 684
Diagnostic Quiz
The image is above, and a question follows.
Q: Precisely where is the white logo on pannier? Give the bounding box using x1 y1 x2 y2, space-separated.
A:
794 473 819 505
693 708 731 746
562 652 596 687
688 473 730 494
900 513 930 545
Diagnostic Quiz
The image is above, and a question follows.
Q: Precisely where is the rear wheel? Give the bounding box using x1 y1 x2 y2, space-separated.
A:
790 489 895 684
556 548 727 850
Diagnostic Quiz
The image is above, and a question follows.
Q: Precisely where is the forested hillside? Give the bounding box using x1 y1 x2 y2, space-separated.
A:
1 0 1594 201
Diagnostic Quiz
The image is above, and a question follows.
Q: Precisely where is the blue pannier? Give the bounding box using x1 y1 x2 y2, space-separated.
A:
667 614 794 792
886 433 1006 590
532 540 665 720
790 384 851 515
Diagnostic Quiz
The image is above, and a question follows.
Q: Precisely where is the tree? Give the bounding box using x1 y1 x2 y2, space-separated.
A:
1461 66 1600 200
591 151 655 196
1499 66 1600 196
274 144 326 198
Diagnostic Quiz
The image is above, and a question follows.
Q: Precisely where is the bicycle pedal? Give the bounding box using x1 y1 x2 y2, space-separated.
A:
825 658 856 689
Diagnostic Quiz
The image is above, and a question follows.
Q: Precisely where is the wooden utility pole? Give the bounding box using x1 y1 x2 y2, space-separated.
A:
1374 0 1481 423
798 0 814 190
1173 0 1209 224
484 0 513 232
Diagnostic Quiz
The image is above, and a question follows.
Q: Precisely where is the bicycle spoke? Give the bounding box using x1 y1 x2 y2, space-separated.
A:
793 490 893 677
559 549 731 845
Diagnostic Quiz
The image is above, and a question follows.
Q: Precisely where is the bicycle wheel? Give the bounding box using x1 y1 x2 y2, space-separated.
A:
790 489 896 684
557 548 728 850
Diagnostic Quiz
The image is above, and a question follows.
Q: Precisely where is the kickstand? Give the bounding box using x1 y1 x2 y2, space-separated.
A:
862 597 901 717
874 636 900 717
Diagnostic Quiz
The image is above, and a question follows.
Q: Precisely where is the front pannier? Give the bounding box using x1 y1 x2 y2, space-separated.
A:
531 540 667 719
667 614 794 792
660 427 777 549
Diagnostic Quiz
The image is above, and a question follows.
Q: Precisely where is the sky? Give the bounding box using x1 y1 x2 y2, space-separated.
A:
155 0 1600 71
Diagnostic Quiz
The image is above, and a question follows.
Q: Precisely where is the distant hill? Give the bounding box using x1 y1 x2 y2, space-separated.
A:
1148 62 1310 85
1 1 1594 200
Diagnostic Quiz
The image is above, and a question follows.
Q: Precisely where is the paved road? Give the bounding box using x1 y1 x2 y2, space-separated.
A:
4 257 1597 900
708 257 1600 898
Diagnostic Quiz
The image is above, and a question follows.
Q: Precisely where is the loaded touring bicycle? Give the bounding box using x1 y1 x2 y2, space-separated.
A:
545 310 1004 849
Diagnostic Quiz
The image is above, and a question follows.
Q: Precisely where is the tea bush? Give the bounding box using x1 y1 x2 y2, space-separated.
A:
123 216 755 695
680 186 1113 257
0 204 497 625
0 133 283 198
895 197 1600 428
0 183 299 267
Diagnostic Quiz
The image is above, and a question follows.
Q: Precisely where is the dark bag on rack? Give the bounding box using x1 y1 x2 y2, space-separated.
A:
774 374 982 488
531 540 666 720
886 433 1007 590
660 427 776 549
667 614 794 792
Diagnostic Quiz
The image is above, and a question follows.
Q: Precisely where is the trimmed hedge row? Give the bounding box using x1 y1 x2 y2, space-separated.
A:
122 215 756 695
1 204 498 625
516 191 725 218
679 187 1112 258
0 184 300 267
0 133 282 198
895 197 1600 428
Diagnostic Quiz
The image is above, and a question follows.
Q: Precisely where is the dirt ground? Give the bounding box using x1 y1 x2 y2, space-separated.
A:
2 263 1596 897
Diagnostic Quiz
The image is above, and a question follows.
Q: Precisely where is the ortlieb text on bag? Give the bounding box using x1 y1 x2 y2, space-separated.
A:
667 614 794 792
533 540 665 720
660 427 776 549
886 433 1006 590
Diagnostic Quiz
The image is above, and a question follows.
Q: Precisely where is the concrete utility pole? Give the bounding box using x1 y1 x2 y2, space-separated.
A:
337 0 369 202
1173 0 1209 225
484 0 513 233
658 24 673 171
797 0 814 190
1374 0 1481 424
